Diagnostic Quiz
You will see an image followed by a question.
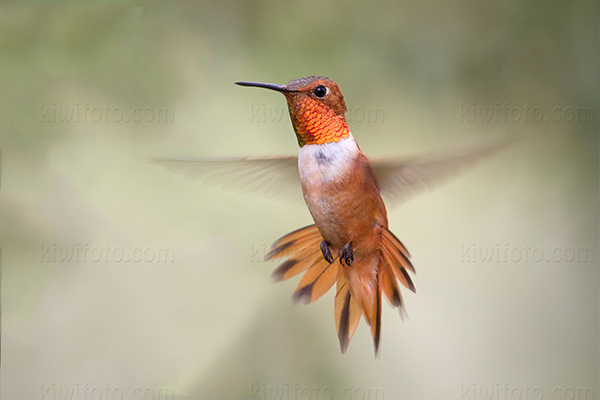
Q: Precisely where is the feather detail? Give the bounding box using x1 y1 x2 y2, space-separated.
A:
371 271 382 356
267 224 340 303
271 252 321 282
381 245 416 293
339 254 382 355
293 259 341 304
331 229 416 354
267 225 322 256
265 225 322 262
381 229 416 293
379 255 403 307
334 276 361 354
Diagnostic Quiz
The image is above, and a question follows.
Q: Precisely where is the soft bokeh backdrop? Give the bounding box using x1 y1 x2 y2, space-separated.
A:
1 2 598 400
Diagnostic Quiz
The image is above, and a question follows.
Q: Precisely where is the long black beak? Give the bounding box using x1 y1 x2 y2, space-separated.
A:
235 81 296 93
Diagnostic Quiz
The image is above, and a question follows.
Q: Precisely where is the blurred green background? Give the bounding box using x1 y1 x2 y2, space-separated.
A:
1 1 598 399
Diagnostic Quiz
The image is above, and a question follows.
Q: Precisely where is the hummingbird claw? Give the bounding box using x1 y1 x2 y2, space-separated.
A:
320 240 335 264
340 242 353 266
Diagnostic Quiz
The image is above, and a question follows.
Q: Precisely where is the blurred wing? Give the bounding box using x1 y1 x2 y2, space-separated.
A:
372 138 514 208
150 138 514 207
149 156 302 201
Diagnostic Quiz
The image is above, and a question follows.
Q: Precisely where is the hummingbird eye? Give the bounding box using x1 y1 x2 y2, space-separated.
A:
313 85 327 98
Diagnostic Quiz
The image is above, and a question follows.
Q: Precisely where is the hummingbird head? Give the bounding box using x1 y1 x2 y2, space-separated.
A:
236 76 350 147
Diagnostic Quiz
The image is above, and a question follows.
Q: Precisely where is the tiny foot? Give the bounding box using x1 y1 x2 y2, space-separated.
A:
320 240 334 264
340 242 353 266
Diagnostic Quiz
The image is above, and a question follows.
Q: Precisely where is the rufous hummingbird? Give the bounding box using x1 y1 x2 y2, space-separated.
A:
236 76 412 356
153 76 510 355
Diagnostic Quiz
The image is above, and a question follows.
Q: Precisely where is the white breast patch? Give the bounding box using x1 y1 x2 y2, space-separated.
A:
297 134 359 184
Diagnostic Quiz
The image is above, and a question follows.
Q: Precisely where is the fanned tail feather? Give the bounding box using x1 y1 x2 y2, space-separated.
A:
379 259 403 308
266 225 324 261
270 251 322 281
266 225 341 304
381 229 416 292
334 276 362 354
371 272 382 356
293 258 340 304
267 225 416 356
270 224 323 250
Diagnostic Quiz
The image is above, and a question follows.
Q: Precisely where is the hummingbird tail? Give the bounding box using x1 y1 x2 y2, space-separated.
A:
340 228 416 355
266 225 341 304
266 225 415 356
342 254 382 356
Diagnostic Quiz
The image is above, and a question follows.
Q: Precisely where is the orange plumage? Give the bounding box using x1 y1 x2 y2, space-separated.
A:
288 96 350 145
241 76 416 355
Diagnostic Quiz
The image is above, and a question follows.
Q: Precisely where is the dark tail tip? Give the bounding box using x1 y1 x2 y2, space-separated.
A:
292 285 313 304
340 341 349 354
